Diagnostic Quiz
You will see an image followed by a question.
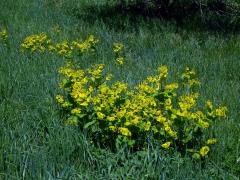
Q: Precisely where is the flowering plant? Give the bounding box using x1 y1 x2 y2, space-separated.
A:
20 33 227 159
56 55 227 159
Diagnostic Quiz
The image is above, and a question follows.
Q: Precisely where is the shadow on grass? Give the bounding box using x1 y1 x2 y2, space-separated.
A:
68 2 240 33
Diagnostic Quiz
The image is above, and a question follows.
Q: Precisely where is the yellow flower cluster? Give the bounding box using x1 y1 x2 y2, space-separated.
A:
72 35 99 54
21 33 98 58
56 60 227 156
55 41 73 58
200 146 210 157
190 140 217 159
20 32 51 52
161 141 171 149
207 138 217 145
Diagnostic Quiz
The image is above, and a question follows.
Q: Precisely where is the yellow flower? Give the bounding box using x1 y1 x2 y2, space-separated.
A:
198 119 209 129
56 95 64 104
179 93 198 111
207 138 217 145
168 130 177 139
109 125 117 131
130 117 141 125
97 112 105 120
164 125 171 132
215 106 228 118
71 108 81 115
55 41 72 57
21 32 49 52
107 116 116 121
62 101 72 107
116 57 124 65
188 79 200 87
144 121 151 131
164 98 172 110
165 83 178 91
158 66 168 78
156 116 166 123
80 101 89 107
161 141 171 149
48 45 56 51
72 35 98 54
116 109 126 119
105 74 113 81
119 127 132 136
124 121 131 126
200 146 210 157
88 35 99 44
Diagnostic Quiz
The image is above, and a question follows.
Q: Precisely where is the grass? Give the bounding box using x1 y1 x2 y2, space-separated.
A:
0 0 240 179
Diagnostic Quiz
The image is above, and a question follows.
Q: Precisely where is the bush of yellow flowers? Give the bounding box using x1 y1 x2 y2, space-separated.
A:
21 33 227 159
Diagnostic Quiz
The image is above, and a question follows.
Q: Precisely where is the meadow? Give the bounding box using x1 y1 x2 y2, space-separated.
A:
0 0 240 179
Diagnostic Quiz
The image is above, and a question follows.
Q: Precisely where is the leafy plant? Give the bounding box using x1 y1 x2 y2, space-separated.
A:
20 33 228 159
53 36 227 159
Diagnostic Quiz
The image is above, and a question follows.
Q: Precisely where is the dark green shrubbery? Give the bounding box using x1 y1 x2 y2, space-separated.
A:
108 0 240 30
112 0 239 11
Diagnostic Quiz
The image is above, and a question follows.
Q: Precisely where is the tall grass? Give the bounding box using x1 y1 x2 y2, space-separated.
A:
0 0 239 179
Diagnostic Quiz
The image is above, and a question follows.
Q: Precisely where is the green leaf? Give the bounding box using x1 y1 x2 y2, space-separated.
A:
84 120 96 129
76 113 86 118
127 139 135 147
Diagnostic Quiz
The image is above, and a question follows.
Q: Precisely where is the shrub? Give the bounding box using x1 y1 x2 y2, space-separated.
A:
56 61 227 158
109 0 240 29
54 37 227 159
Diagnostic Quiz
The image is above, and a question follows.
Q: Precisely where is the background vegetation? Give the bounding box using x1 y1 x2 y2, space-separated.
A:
0 0 239 179
107 0 240 31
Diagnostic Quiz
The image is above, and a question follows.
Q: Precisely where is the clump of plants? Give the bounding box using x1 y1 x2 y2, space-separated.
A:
56 61 227 159
20 32 98 59
21 33 227 159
